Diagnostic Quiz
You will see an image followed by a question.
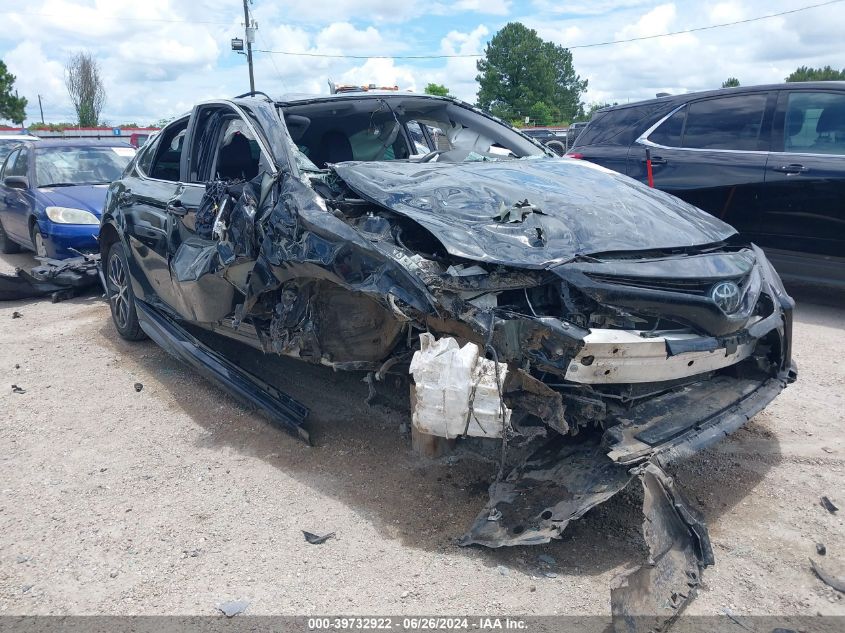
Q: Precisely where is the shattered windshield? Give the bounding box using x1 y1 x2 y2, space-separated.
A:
36 146 135 187
279 95 547 169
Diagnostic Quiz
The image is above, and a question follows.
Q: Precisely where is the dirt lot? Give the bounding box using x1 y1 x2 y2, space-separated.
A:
0 250 843 618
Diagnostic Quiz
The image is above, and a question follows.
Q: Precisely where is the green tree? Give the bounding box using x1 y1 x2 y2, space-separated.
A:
586 101 617 118
424 83 450 97
785 65 845 82
721 77 740 88
0 60 27 125
476 22 587 125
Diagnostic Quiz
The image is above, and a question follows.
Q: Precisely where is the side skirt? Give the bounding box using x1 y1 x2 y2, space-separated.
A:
134 299 311 444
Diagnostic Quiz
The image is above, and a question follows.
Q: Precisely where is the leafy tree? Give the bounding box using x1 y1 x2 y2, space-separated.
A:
586 101 617 118
424 83 450 97
29 122 75 131
785 65 845 82
65 51 106 127
476 23 587 125
0 60 27 125
721 77 740 88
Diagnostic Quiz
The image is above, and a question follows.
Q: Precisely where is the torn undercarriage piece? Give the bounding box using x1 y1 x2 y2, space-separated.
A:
0 254 100 302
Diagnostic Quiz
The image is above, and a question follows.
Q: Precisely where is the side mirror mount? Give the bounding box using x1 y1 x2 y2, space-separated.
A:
4 175 29 190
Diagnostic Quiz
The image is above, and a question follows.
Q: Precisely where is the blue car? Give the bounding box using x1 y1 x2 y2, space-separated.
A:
0 139 135 258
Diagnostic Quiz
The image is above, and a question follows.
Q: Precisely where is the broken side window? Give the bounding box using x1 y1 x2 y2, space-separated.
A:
149 119 188 182
405 120 432 156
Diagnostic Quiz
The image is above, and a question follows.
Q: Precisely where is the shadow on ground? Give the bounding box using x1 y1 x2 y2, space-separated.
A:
93 312 784 580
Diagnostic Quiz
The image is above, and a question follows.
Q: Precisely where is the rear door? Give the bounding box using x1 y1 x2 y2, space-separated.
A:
761 88 845 278
629 91 776 236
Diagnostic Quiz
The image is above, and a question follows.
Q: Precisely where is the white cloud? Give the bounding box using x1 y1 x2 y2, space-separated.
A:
2 0 844 125
316 23 384 52
454 0 510 16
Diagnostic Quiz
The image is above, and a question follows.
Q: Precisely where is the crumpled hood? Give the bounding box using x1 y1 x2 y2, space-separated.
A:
332 158 736 268
37 184 109 217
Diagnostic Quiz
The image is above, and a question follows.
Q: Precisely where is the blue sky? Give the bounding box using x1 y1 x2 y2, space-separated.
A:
1 0 843 125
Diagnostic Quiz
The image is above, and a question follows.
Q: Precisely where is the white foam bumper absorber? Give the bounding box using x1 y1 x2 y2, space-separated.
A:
409 333 510 439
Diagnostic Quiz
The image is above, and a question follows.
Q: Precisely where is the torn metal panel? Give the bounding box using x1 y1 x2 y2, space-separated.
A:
565 327 757 384
459 438 632 547
610 463 713 633
503 369 569 436
605 374 789 466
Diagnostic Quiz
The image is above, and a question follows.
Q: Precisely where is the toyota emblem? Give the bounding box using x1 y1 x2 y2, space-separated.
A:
710 280 742 314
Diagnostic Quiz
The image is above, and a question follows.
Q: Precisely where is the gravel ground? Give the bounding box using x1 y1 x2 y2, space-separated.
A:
0 251 843 617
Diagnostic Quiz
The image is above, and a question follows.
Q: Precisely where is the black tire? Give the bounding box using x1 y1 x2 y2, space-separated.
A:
106 241 147 341
545 140 566 156
30 222 47 257
0 217 21 254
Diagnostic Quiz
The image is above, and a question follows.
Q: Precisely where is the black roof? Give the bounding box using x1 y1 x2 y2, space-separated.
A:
601 81 845 113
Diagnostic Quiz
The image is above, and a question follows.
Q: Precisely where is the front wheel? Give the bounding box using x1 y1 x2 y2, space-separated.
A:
106 241 146 341
0 217 21 254
30 222 48 257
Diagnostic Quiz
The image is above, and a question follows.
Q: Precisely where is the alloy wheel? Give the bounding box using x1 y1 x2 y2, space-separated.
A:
108 252 130 330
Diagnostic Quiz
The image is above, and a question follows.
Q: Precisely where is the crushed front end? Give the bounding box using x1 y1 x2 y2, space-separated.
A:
152 152 796 628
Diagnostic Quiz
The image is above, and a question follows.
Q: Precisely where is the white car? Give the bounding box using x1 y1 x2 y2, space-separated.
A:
0 133 40 164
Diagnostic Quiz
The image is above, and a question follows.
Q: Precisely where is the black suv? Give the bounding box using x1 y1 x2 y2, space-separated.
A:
569 82 845 287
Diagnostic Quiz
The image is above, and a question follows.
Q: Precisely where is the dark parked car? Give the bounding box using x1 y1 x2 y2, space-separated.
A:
99 92 795 612
520 127 567 155
568 82 845 287
0 139 135 258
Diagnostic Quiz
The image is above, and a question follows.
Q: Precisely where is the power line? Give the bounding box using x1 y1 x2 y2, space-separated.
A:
252 0 844 59
570 0 844 49
255 29 287 90
4 0 842 60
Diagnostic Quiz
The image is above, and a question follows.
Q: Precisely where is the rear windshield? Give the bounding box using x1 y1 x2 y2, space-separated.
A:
35 146 135 187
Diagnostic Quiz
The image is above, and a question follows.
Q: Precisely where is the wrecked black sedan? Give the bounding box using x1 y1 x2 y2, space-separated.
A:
101 92 795 613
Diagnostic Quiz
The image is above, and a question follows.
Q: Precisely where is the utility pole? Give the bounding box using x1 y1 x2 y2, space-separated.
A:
37 95 45 124
242 0 255 93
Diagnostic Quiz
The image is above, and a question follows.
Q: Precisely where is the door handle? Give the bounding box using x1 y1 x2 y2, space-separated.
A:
134 219 166 240
642 156 667 165
771 164 809 174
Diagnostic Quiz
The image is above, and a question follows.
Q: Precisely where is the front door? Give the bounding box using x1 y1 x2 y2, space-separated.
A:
122 118 189 313
166 102 277 323
761 89 845 282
